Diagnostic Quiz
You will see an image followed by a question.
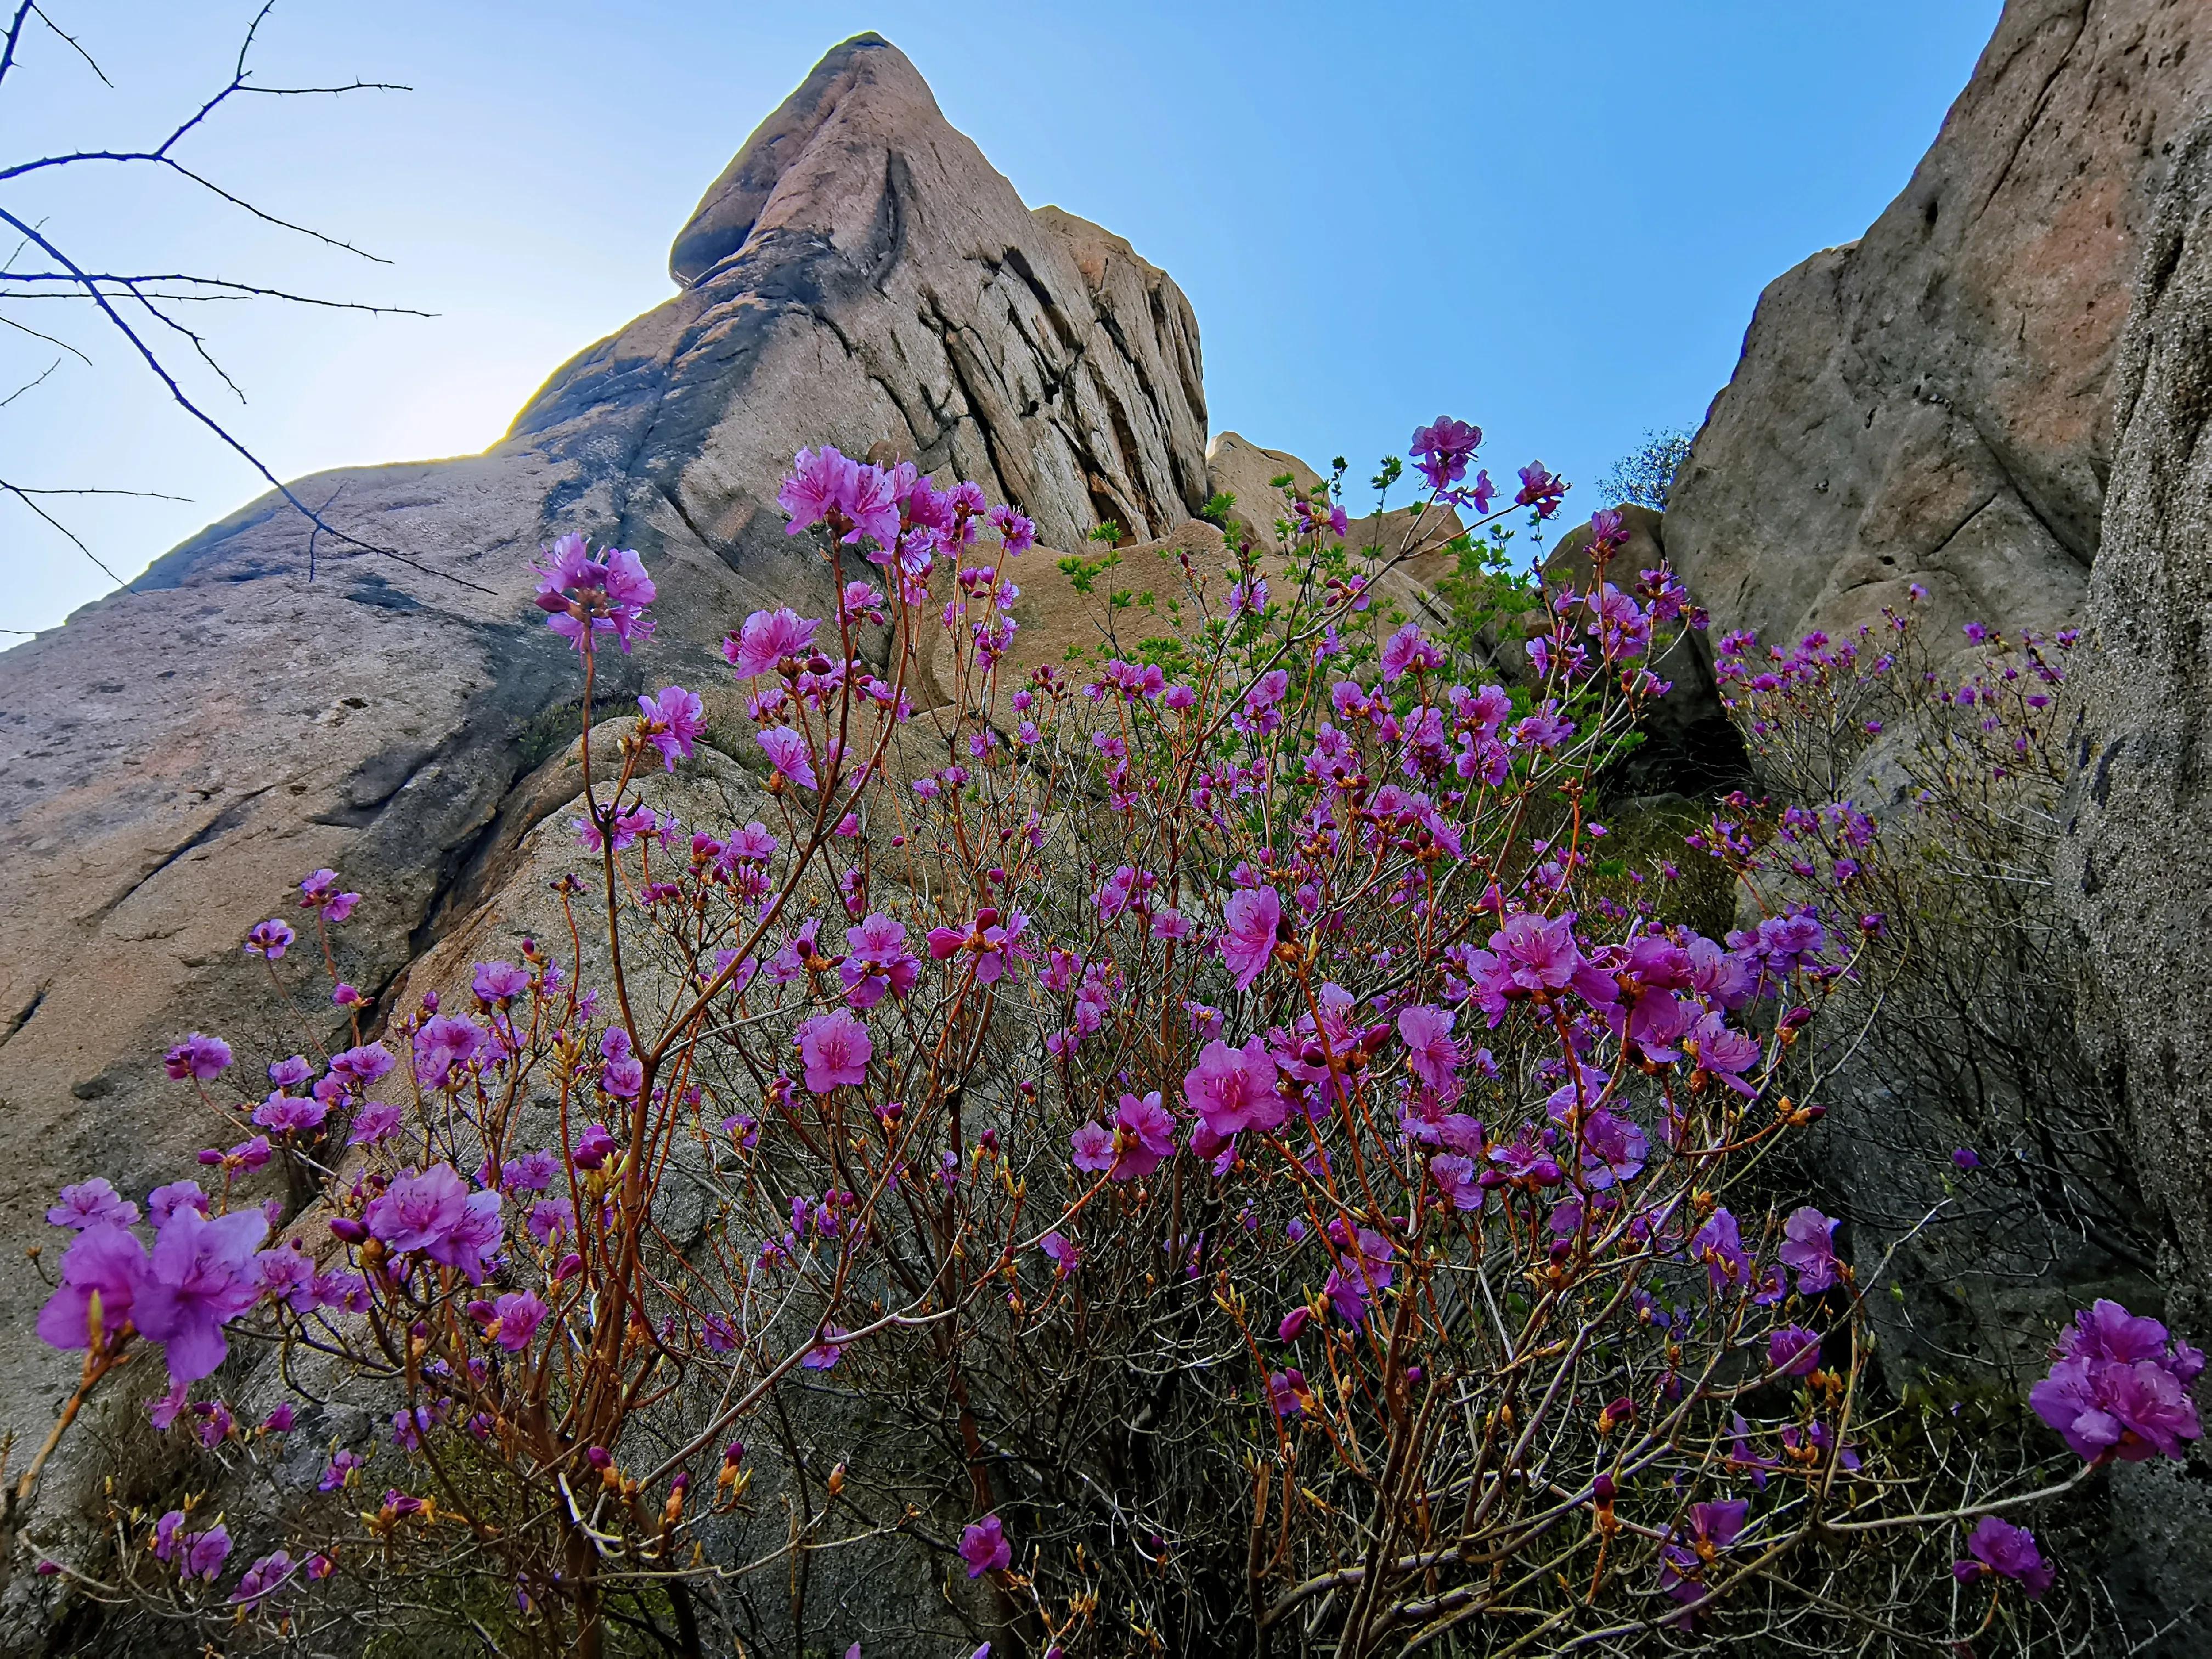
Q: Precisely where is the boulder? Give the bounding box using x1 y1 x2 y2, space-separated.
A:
1201 430 1466 630
1667 0 2212 656
0 31 1210 1547
1204 430 1324 550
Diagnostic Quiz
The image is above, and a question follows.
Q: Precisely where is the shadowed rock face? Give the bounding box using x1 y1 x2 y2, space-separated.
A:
2069 110 2212 1343
0 32 1209 1527
2058 108 2212 1654
1658 5 2212 1639
1667 0 2210 656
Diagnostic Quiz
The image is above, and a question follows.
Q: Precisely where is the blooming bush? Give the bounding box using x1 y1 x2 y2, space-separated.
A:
18 429 2199 1655
1708 606 2157 1373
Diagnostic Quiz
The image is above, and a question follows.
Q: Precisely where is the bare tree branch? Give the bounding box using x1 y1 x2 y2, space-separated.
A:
0 2 490 601
0 2 37 97
0 478 134 583
0 270 435 316
0 352 59 404
0 304 88 362
28 3 105 87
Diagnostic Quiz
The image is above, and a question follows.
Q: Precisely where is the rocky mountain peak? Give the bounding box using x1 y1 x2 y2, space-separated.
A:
668 33 910 289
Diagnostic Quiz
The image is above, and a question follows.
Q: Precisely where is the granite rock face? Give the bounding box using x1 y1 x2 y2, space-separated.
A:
657 35 1207 550
0 31 1210 1544
1658 7 2212 1639
1667 0 2211 657
2064 109 2212 1368
2056 108 2212 1654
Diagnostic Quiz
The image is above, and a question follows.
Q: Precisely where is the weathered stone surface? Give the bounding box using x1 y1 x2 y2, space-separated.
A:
1204 430 1323 550
1668 0 2211 656
2064 107 2212 1375
656 33 1207 550
2057 107 2212 1654
0 31 1210 1554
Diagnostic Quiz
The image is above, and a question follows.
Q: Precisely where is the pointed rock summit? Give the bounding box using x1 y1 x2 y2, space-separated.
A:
0 36 1210 1487
506 33 1207 569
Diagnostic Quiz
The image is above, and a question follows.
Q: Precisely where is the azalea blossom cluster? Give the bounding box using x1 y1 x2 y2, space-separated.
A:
24 425 2174 1657
2029 1300 2203 1463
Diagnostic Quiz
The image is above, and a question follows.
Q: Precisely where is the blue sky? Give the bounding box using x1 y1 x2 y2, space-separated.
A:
0 0 2004 636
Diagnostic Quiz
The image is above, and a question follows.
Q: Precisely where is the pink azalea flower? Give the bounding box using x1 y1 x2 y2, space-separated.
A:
1396 1005 1460 1091
757 725 819 790
36 1222 146 1352
1462 911 1616 1024
1952 1515 2054 1599
1658 1500 1746 1606
297 868 360 922
725 608 822 678
529 1198 575 1245
1070 1122 1114 1173
346 1101 402 1146
1322 1222 1395 1325
778 446 855 533
840 912 920 1008
797 1009 871 1094
636 685 706 770
988 501 1035 554
531 534 656 653
330 1042 396 1087
1183 1036 1286 1138
365 1164 469 1255
1110 1092 1177 1181
1379 623 1441 684
487 1290 548 1352
232 1549 300 1607
1768 1324 1823 1378
46 1178 139 1231
1039 1232 1079 1277
1220 885 1280 991
960 1514 1011 1578
133 1206 268 1383
164 1032 232 1081
1779 1207 1841 1294
413 1015 489 1091
1429 1153 1482 1212
2029 1299 2204 1463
